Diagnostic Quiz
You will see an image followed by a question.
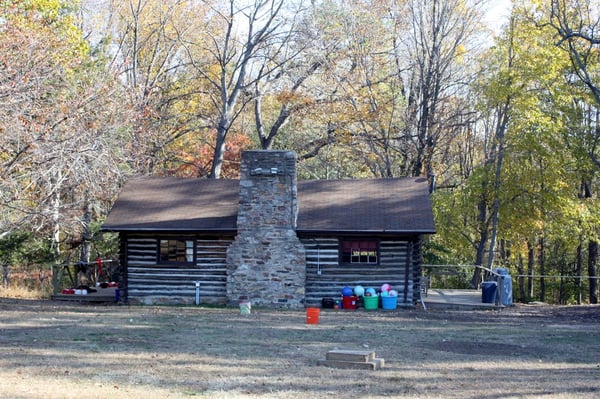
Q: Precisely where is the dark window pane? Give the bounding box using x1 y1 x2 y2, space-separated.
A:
158 239 195 264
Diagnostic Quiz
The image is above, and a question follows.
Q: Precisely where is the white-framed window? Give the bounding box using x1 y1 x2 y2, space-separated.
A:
158 239 195 265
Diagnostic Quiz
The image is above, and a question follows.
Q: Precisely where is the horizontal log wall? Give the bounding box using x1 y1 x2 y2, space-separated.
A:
125 235 233 304
122 233 421 307
302 238 416 307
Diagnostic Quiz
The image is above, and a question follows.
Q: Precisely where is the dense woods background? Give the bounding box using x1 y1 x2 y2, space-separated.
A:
1 0 599 304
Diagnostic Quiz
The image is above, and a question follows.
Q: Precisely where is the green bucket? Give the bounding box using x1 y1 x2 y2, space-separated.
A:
363 295 379 310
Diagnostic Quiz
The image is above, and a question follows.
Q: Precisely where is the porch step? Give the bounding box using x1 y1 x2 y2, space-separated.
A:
317 350 385 370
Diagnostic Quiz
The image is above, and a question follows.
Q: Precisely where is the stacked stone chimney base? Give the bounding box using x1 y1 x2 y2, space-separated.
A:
226 150 306 308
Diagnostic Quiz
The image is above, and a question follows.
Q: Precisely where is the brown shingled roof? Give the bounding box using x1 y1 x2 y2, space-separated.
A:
102 177 239 232
296 178 435 234
102 176 435 234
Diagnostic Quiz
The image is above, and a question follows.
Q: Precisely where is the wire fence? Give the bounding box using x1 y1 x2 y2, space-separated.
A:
423 264 599 280
422 264 598 305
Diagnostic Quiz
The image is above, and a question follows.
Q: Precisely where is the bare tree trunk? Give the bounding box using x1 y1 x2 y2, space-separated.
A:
2 266 9 288
558 249 566 305
576 241 583 304
485 109 508 273
528 240 535 299
51 186 62 260
405 0 481 178
79 202 93 264
210 124 229 179
485 193 500 271
517 253 526 302
539 236 546 302
588 239 598 304
470 195 488 288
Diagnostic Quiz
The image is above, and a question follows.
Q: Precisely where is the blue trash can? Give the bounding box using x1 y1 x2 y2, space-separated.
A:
497 275 513 306
481 281 497 303
493 268 513 305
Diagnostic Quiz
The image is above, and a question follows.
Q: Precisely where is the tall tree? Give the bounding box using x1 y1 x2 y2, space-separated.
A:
99 0 215 174
540 0 600 303
460 12 518 286
399 0 486 178
0 0 129 257
266 0 486 179
433 2 579 294
181 0 308 178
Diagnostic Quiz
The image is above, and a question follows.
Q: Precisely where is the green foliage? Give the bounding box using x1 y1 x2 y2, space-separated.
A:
0 232 30 267
88 223 120 260
4 0 89 58
0 232 57 269
428 1 600 304
429 189 482 264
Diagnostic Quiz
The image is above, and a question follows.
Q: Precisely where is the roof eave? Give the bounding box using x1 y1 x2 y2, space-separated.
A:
296 228 436 235
100 227 237 234
100 226 435 235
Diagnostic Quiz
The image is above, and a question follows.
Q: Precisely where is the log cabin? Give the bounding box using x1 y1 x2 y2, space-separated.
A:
101 150 435 308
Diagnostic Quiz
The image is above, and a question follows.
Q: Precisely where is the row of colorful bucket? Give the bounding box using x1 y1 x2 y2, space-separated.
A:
307 296 398 323
342 294 398 310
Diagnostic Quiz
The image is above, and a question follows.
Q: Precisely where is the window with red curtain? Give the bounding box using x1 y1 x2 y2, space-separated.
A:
340 240 379 264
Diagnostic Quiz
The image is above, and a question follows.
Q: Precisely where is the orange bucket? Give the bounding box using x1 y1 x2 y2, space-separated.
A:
306 307 320 324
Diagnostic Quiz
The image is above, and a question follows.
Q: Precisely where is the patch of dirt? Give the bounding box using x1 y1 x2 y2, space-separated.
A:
429 340 544 357
415 303 600 324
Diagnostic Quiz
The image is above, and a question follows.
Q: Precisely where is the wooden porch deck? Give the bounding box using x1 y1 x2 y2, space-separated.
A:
51 287 119 303
422 289 500 310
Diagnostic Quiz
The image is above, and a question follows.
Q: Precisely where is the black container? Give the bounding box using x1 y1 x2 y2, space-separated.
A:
321 297 335 309
481 281 497 303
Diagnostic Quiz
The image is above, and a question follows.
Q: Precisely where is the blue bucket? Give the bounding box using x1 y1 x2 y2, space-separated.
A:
381 296 397 310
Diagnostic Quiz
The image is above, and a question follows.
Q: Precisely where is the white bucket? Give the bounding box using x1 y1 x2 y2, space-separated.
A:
239 299 251 315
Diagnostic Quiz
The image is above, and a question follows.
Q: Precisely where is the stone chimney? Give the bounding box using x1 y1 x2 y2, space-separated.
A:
226 150 306 308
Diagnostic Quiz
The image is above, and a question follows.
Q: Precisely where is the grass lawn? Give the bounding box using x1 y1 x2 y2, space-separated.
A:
0 299 599 398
